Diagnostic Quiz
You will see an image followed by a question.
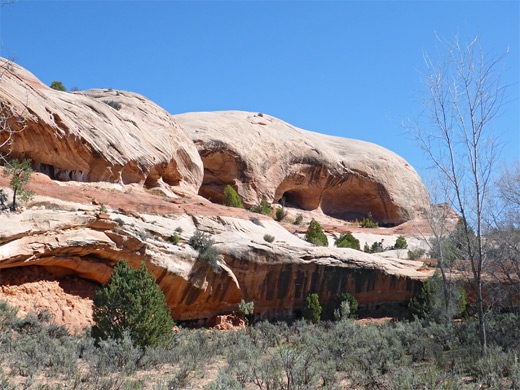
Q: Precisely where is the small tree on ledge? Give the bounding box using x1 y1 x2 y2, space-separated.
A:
224 185 244 208
305 219 328 247
50 81 66 91
3 158 33 211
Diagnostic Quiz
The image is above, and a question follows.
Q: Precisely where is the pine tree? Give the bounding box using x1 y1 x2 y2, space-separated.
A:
335 232 360 250
92 260 175 348
305 219 328 247
302 293 322 324
394 236 408 249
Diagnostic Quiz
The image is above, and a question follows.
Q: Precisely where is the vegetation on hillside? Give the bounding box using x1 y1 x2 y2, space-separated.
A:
1 298 519 389
2 158 34 211
103 100 122 111
250 199 272 216
189 230 220 272
360 212 378 228
224 185 244 208
49 81 66 91
335 232 360 250
92 260 175 348
305 219 328 247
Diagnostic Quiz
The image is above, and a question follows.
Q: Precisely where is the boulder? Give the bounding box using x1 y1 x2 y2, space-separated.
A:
0 58 203 195
176 111 430 224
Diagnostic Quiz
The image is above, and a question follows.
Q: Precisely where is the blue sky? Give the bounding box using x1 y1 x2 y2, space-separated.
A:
1 0 518 179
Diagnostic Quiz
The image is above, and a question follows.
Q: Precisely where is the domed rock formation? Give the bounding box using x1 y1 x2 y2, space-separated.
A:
0 58 203 195
0 59 436 329
176 111 430 224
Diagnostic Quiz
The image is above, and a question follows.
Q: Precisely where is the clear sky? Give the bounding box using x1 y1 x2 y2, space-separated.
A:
0 0 518 180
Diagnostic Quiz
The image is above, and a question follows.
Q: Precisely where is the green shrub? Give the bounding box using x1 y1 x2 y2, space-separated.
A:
275 207 285 222
189 231 220 272
223 185 243 208
50 81 66 91
250 199 272 216
205 371 243 390
409 273 466 321
99 203 108 213
394 236 408 249
302 293 322 324
113 217 124 226
335 232 360 250
371 241 383 253
305 219 328 247
103 100 122 111
169 232 180 245
361 212 379 228
3 159 34 211
294 214 303 225
263 234 275 243
407 248 426 260
189 230 211 251
89 331 141 375
339 292 358 317
323 291 358 320
428 219 475 265
363 242 371 253
334 300 352 320
92 260 175 348
137 230 150 241
0 300 19 331
238 300 254 323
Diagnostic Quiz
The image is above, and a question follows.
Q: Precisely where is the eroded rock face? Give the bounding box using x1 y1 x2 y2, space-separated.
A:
0 58 203 195
176 111 430 224
0 207 432 327
0 267 97 331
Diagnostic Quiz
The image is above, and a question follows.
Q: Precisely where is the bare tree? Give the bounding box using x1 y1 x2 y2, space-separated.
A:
486 162 520 309
420 180 459 313
0 92 27 165
406 32 509 352
405 174 466 321
0 0 28 206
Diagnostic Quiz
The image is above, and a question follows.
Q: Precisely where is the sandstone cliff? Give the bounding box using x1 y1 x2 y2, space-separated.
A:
0 59 435 330
0 204 431 326
0 58 203 196
176 111 430 224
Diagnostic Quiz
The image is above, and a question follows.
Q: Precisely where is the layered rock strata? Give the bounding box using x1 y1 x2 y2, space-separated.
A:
0 207 432 325
0 58 203 195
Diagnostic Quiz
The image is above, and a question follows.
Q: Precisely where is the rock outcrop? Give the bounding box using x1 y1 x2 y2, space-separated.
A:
176 111 430 224
0 58 203 195
0 60 435 330
0 204 432 326
0 59 430 224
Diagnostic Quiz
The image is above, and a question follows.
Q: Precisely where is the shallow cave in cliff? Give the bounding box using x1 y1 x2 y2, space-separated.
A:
38 163 56 180
0 265 100 329
197 178 228 205
319 179 402 225
280 189 317 210
197 149 248 205
0 265 100 297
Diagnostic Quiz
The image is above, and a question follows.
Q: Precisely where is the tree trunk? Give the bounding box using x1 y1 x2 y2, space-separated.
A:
476 276 487 353
10 187 16 211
